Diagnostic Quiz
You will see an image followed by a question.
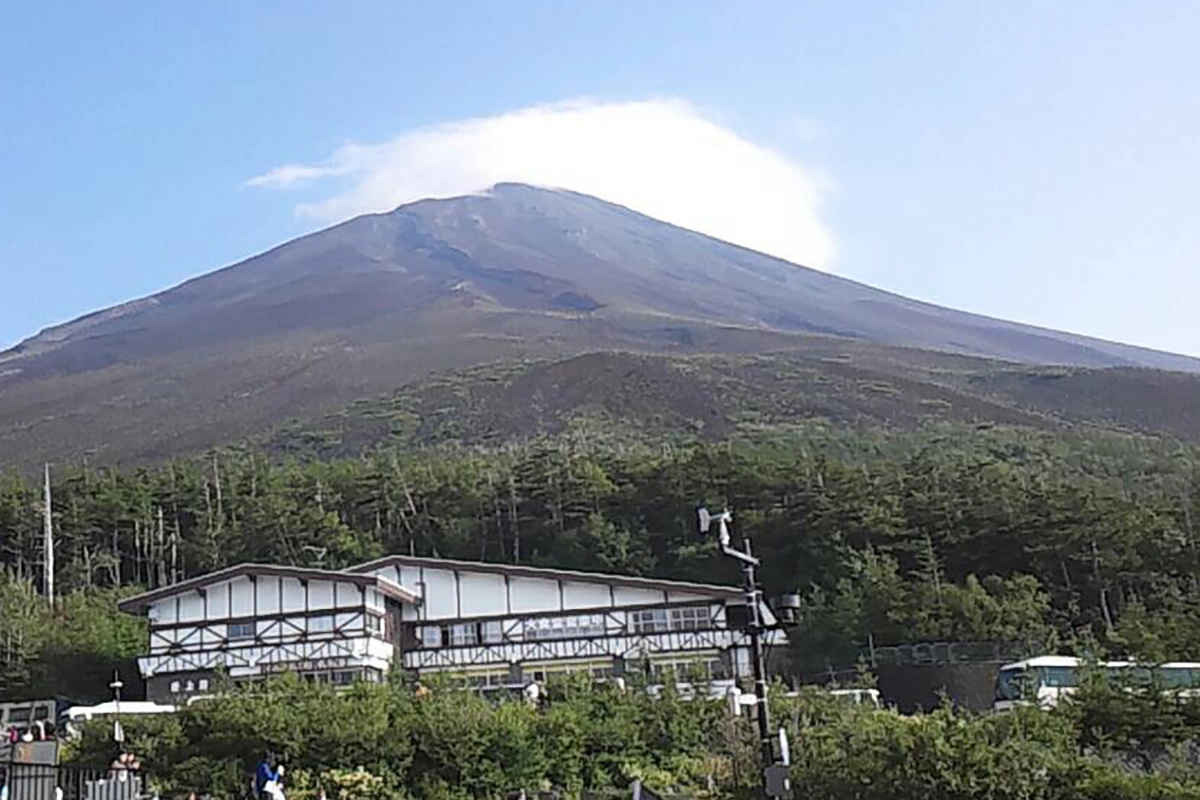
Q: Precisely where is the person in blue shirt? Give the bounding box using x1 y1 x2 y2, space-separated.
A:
254 754 283 800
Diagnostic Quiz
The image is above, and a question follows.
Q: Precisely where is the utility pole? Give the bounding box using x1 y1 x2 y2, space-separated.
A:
699 508 792 799
43 463 54 607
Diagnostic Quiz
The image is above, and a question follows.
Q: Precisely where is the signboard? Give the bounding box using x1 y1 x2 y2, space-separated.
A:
262 656 353 674
10 741 59 766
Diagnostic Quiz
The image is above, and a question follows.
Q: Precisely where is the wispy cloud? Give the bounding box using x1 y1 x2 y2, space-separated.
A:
246 99 836 269
244 162 349 188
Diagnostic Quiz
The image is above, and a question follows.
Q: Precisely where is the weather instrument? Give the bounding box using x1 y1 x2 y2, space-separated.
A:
697 506 790 799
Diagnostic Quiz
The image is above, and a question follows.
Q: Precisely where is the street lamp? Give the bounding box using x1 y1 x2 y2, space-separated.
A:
698 508 791 799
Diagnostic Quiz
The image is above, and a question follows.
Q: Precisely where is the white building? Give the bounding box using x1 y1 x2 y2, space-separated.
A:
119 557 777 703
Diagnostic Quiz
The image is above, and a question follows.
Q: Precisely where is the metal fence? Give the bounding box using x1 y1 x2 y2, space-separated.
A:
1 765 142 800
864 641 1025 668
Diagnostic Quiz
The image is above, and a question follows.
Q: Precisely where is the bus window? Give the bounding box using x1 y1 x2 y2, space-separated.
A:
1037 666 1078 688
996 668 1028 701
1158 667 1200 689
33 706 49 721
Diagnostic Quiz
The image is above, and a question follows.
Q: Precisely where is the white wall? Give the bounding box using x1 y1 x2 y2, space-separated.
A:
358 562 731 623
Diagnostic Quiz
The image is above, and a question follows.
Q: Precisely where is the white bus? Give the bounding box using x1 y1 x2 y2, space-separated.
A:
994 656 1200 711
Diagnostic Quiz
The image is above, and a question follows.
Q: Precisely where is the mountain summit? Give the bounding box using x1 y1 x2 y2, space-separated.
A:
2 183 1198 464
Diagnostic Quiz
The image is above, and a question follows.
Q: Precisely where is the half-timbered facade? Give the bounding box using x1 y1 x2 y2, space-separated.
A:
118 565 420 702
120 557 773 700
351 556 767 690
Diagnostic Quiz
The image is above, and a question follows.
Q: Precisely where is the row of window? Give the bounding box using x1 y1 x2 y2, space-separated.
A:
454 657 723 689
222 613 386 641
630 606 712 633
301 668 382 686
417 606 715 649
168 667 384 695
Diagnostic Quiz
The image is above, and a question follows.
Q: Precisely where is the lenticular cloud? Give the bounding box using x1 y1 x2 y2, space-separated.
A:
246 99 836 269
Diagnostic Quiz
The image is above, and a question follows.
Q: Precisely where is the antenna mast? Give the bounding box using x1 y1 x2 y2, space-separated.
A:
43 463 55 606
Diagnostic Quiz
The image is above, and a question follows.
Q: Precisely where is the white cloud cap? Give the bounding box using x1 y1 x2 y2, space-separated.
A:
247 99 835 269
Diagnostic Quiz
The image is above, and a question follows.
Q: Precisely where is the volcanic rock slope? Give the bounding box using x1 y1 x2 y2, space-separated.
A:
2 183 1198 465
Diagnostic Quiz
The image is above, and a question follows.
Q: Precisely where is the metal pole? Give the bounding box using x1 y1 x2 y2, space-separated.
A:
743 539 773 770
43 464 54 607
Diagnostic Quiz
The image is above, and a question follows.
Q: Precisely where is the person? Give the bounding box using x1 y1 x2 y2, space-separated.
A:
255 754 284 800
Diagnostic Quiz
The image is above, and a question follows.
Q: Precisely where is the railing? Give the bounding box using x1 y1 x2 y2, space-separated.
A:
1 764 143 800
864 641 1025 667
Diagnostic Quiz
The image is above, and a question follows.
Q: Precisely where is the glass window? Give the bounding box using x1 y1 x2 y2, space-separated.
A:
420 626 442 648
33 706 50 721
169 681 181 694
1157 667 1200 689
228 622 255 640
482 620 503 643
451 623 478 646
631 609 669 634
466 671 508 688
1038 666 1078 688
995 668 1027 701
366 614 385 637
198 678 210 691
332 671 357 687
309 615 335 633
526 614 606 640
669 606 711 631
650 658 719 682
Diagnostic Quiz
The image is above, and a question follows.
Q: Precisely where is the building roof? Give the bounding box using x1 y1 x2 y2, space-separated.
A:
348 554 743 599
117 563 421 613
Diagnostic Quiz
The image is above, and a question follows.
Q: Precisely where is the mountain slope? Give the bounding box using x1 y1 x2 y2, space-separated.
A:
2 183 1197 466
264 348 1200 461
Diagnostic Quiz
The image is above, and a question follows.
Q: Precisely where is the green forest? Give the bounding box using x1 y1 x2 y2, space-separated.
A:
4 422 1200 698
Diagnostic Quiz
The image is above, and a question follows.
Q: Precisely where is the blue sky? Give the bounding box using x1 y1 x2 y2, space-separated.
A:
2 1 1198 354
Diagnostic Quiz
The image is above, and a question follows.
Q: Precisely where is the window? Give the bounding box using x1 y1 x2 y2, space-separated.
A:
366 614 385 637
169 681 181 694
465 671 509 689
228 622 255 640
308 615 335 633
650 658 723 682
198 678 210 691
420 626 442 649
1038 666 1079 688
631 609 669 634
1160 667 1200 689
185 680 195 692
670 606 711 631
481 620 503 643
332 671 357 687
450 623 478 646
632 606 710 634
525 614 606 640
527 661 612 683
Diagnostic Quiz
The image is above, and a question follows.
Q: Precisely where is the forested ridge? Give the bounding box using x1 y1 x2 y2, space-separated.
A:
4 422 1200 698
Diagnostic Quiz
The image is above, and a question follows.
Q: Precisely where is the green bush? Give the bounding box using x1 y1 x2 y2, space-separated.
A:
62 674 1200 800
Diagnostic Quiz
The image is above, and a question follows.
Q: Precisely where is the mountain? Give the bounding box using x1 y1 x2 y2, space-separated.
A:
2 183 1199 466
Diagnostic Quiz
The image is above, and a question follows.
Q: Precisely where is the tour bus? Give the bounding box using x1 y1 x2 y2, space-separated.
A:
994 656 1200 711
